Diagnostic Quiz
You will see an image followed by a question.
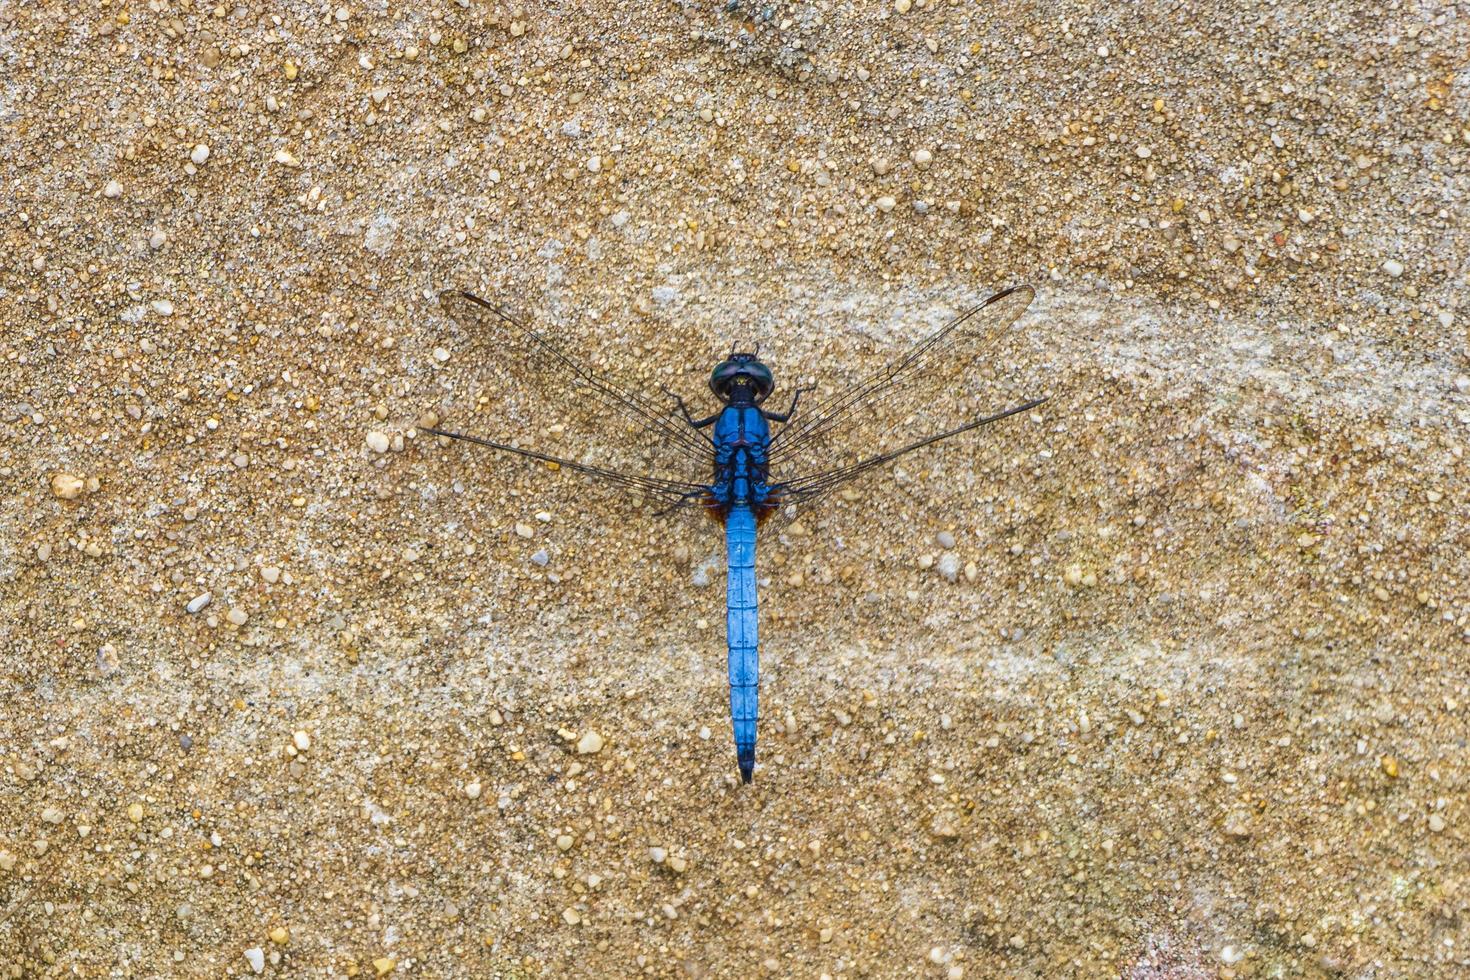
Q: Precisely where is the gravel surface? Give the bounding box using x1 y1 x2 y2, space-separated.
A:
2 0 1467 976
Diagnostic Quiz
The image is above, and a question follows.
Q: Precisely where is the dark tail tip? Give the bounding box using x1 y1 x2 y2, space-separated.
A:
738 747 755 784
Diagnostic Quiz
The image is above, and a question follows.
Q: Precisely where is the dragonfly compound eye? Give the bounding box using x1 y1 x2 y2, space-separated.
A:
710 356 775 402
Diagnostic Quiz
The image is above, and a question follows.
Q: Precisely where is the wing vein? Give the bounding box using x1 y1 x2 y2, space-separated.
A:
442 291 713 464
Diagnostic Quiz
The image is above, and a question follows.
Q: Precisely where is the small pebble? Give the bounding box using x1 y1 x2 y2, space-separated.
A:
260 566 281 584
876 195 896 213
227 608 248 626
148 229 168 249
103 179 123 198
649 846 668 864
186 592 212 614
936 553 959 582
269 927 290 945
936 531 955 549
190 144 210 165
50 472 85 500
1382 259 1404 278
1429 814 1446 833
465 780 482 799
576 730 605 754
530 549 550 566
366 430 391 454
244 947 265 974
292 730 311 752
97 643 121 677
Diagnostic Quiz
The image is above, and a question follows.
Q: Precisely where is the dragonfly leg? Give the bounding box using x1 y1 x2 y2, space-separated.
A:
661 386 718 429
653 487 714 518
764 385 816 424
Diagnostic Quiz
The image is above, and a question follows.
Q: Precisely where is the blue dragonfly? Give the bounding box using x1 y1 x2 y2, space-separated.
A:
424 286 1044 783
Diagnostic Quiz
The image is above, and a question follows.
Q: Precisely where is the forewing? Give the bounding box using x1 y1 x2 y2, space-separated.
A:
431 291 710 504
769 285 1038 503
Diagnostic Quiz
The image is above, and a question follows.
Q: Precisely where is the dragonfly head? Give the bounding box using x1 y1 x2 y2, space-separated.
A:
710 352 775 405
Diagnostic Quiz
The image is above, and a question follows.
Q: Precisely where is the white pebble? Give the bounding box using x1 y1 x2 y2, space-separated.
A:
1135 146 1152 159
190 144 211 165
186 592 212 614
366 430 390 454
260 566 281 584
936 531 956 549
912 148 933 168
1382 259 1405 278
465 780 482 799
1429 813 1446 833
149 229 168 249
586 154 602 173
1455 375 1470 394
244 948 265 974
226 608 248 626
103 179 123 198
936 553 959 582
1219 945 1245 965
876 195 896 213
292 730 311 752
576 730 605 754
51 472 85 500
151 299 174 316
433 346 451 363
649 846 668 864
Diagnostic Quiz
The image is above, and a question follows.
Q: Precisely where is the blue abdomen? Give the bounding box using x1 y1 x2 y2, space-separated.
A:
725 505 759 782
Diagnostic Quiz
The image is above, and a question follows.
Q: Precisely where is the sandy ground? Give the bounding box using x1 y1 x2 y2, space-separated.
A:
3 0 1468 977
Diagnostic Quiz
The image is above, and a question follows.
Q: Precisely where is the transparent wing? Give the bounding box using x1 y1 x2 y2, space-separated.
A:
769 285 1039 504
427 291 711 506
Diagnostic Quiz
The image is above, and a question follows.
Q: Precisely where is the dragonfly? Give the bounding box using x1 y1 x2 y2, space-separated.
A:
423 286 1044 783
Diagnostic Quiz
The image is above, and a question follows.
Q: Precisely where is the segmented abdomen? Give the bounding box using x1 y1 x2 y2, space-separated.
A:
725 504 759 783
